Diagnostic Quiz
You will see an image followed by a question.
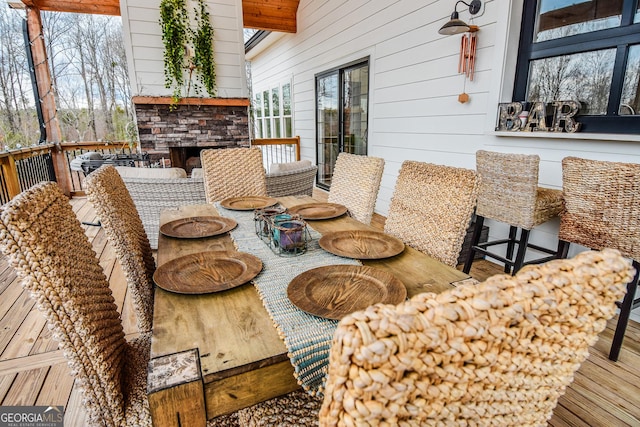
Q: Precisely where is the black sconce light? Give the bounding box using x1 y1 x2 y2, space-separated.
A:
438 0 482 35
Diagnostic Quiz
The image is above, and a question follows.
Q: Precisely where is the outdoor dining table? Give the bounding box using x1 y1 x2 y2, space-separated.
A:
146 195 471 427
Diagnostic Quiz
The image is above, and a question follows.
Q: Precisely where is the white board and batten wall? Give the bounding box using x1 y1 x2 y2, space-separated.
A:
247 0 640 261
120 0 248 98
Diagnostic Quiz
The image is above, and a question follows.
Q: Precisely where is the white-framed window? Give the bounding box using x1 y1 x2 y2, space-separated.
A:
253 81 292 138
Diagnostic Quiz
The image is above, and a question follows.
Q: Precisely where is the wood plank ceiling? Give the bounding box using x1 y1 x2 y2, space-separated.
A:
19 0 300 33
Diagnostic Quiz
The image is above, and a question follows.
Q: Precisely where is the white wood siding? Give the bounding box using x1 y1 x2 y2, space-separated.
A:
121 0 247 98
247 0 640 260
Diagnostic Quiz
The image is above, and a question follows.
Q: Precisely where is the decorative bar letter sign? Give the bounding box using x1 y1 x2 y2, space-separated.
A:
550 100 581 133
522 102 548 131
496 100 581 133
496 102 524 131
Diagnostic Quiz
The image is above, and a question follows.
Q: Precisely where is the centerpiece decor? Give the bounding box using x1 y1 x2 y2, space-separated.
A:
254 207 312 257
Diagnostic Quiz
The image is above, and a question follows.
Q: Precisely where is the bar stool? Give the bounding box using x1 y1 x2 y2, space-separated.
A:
557 156 640 361
385 160 480 268
463 150 563 275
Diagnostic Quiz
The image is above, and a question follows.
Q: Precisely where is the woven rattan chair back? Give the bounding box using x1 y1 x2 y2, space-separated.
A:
559 157 640 259
200 148 267 202
463 150 563 275
475 150 541 229
266 164 318 197
558 156 640 361
0 182 152 426
319 248 634 425
120 177 207 249
85 165 155 333
384 161 479 267
327 153 384 225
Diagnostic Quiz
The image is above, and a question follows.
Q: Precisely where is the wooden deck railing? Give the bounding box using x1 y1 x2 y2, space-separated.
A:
0 138 303 204
59 142 137 195
0 142 135 204
252 136 301 168
0 144 57 205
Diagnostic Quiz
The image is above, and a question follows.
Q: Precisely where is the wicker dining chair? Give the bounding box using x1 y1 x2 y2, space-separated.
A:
85 165 155 333
557 156 640 361
0 182 240 427
327 153 384 224
266 163 318 197
200 147 267 202
384 161 480 267
0 182 152 426
463 150 563 274
239 249 633 425
119 176 207 249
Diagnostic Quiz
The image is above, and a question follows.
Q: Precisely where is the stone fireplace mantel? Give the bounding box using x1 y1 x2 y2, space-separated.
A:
132 96 251 172
131 96 250 107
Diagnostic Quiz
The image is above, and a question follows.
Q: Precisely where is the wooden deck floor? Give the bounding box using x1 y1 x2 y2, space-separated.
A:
0 196 638 426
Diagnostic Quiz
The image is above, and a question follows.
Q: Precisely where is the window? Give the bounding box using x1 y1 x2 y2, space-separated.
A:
316 59 369 190
514 0 640 133
253 82 293 138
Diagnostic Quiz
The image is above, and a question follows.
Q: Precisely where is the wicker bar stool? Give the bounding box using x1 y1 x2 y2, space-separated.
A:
384 160 480 267
239 249 633 425
84 165 155 333
557 156 640 361
327 152 384 224
463 150 563 275
200 147 267 202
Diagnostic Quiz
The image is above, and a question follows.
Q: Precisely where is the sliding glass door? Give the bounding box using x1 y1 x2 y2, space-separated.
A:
316 59 369 189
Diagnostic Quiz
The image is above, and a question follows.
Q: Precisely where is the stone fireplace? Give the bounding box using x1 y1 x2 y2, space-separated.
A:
132 96 250 174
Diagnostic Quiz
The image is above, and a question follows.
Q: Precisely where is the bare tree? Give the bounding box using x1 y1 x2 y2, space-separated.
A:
0 7 134 147
0 7 39 147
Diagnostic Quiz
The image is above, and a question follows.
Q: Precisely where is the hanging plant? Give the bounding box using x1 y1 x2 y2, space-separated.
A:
159 0 189 104
159 0 216 103
192 0 216 96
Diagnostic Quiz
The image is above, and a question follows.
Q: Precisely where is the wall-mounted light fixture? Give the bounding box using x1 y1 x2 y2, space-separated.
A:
438 0 482 35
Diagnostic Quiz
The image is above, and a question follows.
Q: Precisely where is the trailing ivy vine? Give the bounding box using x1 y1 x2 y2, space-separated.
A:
159 0 216 103
159 0 189 103
192 0 216 96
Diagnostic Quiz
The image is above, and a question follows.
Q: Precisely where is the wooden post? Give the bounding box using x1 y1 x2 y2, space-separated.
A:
294 135 301 160
25 6 71 196
148 349 207 427
0 156 22 201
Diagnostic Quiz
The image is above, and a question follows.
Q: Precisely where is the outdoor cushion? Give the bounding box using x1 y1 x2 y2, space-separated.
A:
270 160 312 174
115 166 187 179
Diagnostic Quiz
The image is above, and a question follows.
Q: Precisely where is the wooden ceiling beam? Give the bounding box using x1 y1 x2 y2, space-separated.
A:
21 0 120 16
242 0 299 33
243 15 297 33
19 0 300 32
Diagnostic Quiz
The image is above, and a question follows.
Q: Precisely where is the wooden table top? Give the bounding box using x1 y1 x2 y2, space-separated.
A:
151 196 469 383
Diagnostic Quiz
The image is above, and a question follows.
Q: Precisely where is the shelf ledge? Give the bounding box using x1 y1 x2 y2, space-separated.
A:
132 96 250 107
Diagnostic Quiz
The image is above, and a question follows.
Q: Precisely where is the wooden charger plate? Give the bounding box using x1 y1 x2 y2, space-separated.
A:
287 265 406 320
287 203 348 220
153 251 262 294
319 230 405 259
160 216 237 238
220 196 278 211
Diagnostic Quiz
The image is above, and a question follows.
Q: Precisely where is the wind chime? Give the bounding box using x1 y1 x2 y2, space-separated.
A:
457 25 478 103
